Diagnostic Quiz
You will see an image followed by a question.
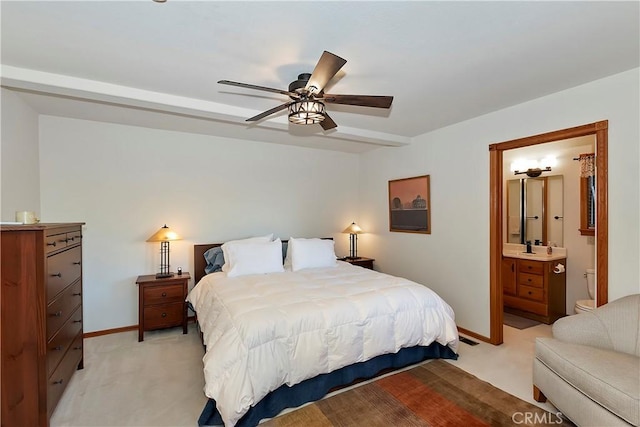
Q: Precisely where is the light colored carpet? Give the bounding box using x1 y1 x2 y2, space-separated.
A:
50 324 207 427
50 323 558 426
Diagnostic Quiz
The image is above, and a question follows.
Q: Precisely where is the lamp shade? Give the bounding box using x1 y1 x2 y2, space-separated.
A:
342 222 363 234
146 224 181 242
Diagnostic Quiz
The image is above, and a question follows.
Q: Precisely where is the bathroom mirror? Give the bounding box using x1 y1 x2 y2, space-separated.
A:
506 175 564 247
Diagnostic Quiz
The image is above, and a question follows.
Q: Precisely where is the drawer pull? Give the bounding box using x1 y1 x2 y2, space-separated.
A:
74 346 82 350
52 345 63 351
73 319 82 323
73 261 82 265
161 292 167 297
51 272 62 278
161 313 167 318
47 241 57 247
51 310 63 317
528 291 532 295
52 379 64 385
68 237 75 242
72 292 82 296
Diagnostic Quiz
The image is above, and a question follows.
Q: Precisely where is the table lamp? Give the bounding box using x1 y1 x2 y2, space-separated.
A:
147 224 181 278
342 222 363 259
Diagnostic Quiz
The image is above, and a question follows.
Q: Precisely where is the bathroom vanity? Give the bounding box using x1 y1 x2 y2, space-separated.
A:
502 247 567 324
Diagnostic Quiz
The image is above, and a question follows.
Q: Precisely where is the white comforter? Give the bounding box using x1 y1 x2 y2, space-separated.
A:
187 261 458 426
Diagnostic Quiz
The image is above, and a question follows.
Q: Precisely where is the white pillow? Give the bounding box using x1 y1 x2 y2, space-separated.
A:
289 237 337 272
226 239 284 278
221 234 273 272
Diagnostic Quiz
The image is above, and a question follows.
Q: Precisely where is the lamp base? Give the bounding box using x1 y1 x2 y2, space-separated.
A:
155 272 174 279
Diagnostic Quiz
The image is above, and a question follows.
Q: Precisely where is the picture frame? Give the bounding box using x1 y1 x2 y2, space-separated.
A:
388 175 431 234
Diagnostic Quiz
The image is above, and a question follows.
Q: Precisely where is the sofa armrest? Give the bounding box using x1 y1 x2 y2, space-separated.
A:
552 312 614 351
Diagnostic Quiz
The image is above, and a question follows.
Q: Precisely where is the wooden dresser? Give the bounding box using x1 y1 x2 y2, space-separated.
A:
1 223 85 427
503 256 567 324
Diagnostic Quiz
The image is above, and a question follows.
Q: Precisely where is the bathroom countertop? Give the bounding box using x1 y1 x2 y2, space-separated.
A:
502 251 567 262
502 243 567 262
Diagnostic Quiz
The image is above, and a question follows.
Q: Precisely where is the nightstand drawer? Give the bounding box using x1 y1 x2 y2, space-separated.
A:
143 284 184 306
143 303 184 330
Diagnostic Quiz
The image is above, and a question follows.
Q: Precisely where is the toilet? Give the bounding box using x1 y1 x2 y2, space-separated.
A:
574 268 596 314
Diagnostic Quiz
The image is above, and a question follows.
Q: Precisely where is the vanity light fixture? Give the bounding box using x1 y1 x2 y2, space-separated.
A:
147 224 181 278
511 156 557 178
342 222 364 259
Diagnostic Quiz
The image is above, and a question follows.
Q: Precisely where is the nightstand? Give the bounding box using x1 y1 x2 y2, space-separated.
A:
339 257 375 270
136 273 190 342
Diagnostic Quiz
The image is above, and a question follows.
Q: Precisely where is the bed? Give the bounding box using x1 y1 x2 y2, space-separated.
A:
189 238 459 427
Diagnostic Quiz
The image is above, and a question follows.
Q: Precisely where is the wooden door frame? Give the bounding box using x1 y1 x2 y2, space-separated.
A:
488 121 608 345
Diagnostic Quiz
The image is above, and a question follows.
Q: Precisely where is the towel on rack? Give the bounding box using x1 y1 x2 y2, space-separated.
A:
509 216 520 235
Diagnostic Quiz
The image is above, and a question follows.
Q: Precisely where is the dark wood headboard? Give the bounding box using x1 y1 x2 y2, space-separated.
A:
193 238 333 284
194 243 222 284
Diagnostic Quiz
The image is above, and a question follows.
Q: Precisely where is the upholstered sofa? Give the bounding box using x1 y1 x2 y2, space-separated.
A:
533 294 640 426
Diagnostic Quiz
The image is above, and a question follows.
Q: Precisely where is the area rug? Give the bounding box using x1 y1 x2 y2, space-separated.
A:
262 360 574 427
503 312 542 330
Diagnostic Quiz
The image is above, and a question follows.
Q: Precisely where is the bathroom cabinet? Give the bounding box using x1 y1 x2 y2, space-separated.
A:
503 256 566 324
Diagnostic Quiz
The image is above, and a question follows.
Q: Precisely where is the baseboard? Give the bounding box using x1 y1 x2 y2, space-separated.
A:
84 325 137 338
457 327 492 344
83 316 197 339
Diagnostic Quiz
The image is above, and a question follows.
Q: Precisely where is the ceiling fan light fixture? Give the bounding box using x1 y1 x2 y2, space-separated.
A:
288 100 325 125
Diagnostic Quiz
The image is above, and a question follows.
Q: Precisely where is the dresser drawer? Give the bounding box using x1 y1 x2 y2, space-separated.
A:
47 332 83 417
518 260 544 275
143 302 184 330
518 272 543 288
47 246 82 301
143 284 184 306
47 306 82 376
47 280 82 339
518 285 544 302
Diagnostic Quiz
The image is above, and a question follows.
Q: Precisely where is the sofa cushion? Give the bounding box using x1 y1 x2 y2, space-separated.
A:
552 295 640 357
536 337 640 426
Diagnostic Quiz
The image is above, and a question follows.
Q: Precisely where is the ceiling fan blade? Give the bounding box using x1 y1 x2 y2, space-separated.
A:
322 94 393 109
305 51 347 95
246 102 292 122
218 80 298 98
320 113 337 130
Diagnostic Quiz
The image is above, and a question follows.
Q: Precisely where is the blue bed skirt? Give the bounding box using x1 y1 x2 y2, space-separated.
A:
198 342 458 427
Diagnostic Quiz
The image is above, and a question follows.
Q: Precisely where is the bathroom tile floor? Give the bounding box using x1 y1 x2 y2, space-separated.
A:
50 322 556 426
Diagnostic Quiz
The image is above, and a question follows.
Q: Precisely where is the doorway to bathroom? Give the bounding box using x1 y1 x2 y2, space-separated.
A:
488 121 609 345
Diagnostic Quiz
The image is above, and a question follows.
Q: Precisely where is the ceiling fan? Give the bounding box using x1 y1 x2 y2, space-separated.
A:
218 51 394 131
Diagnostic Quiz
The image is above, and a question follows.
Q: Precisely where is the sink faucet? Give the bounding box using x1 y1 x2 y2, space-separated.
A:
526 241 533 253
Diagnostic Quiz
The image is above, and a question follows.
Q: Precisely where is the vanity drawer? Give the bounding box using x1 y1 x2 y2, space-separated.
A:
518 285 544 302
518 272 543 288
143 302 184 330
47 280 82 339
47 306 82 376
518 260 544 275
143 284 184 306
47 246 82 302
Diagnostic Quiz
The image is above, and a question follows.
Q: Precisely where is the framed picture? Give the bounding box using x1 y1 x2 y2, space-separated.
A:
388 175 431 234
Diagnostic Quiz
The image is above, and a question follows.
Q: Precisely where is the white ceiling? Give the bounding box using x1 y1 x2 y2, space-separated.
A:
2 1 638 153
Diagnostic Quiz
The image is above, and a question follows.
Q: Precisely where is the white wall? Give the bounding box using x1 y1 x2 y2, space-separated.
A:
1 88 40 220
359 68 640 337
38 117 359 332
